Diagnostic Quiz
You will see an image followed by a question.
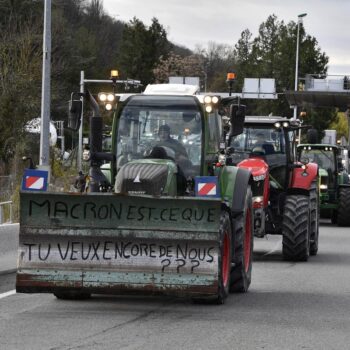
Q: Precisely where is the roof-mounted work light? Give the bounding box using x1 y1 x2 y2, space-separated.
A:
110 70 119 80
226 71 237 96
98 92 118 111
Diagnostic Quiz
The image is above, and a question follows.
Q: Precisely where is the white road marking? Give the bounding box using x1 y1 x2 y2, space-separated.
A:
0 290 16 299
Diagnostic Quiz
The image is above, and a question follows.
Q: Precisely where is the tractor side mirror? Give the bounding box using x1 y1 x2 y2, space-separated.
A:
229 104 246 137
67 92 83 131
337 158 345 171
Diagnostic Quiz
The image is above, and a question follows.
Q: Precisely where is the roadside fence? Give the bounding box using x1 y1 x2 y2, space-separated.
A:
0 201 13 224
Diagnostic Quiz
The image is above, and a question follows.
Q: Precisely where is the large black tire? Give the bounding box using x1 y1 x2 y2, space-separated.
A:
337 187 350 226
331 210 338 224
54 290 91 300
230 187 253 293
282 195 310 261
192 211 232 304
310 183 320 256
215 211 232 304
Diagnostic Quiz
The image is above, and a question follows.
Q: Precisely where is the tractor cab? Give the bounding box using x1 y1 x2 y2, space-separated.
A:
113 93 203 196
98 84 245 197
297 143 350 224
116 95 202 175
298 145 339 198
229 116 295 190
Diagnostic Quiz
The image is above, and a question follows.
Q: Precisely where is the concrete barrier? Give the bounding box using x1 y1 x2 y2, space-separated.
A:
0 201 13 224
0 223 19 275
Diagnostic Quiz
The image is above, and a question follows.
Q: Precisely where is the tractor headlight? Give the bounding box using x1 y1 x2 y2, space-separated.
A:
203 95 220 114
211 96 219 104
320 184 328 190
205 105 213 113
98 92 118 110
253 196 264 209
98 93 107 102
204 95 212 104
107 93 115 102
203 95 220 104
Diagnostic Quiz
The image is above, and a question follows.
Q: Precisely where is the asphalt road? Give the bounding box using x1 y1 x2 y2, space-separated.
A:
1 221 350 350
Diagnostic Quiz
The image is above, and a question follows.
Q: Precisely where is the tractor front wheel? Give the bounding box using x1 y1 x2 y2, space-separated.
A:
337 187 350 226
230 187 253 293
193 211 232 304
215 211 232 304
310 183 320 256
282 195 310 261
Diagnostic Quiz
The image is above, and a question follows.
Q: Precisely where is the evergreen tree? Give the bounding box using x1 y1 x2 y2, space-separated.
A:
233 14 329 118
117 17 172 85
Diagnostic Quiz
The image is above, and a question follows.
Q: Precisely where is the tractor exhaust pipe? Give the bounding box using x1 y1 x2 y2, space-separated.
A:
85 90 110 192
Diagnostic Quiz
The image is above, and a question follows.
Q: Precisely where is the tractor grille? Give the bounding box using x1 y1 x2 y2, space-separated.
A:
115 163 168 196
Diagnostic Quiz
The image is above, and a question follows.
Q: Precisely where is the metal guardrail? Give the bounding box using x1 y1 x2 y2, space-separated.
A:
0 201 13 224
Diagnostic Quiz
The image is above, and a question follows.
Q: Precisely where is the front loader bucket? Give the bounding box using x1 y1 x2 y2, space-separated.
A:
16 192 221 298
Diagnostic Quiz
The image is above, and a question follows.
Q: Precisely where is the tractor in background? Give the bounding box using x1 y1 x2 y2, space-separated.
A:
228 115 319 261
297 130 350 226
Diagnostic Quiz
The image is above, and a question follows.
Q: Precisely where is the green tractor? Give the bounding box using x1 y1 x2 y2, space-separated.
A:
297 142 350 225
16 82 254 304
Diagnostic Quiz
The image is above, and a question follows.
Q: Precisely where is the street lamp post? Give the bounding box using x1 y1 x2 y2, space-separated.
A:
39 0 51 169
294 13 307 143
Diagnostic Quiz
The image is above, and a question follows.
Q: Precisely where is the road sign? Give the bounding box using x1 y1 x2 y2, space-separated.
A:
22 169 48 192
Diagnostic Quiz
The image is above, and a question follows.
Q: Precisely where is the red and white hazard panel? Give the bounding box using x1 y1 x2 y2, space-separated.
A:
195 176 220 198
25 176 45 190
197 182 217 196
22 169 48 192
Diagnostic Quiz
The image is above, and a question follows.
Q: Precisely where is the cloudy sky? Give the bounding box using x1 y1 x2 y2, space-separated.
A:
103 0 350 75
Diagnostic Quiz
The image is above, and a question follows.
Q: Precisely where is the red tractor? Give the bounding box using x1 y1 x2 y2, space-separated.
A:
227 116 319 261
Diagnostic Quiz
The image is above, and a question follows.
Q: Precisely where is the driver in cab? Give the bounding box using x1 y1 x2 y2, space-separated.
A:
157 124 188 159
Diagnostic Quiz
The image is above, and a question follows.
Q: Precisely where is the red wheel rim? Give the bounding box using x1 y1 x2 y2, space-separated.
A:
222 231 230 287
244 207 252 272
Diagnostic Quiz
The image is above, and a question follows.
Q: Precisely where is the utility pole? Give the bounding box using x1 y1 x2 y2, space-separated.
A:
39 0 51 170
78 71 85 171
293 13 307 144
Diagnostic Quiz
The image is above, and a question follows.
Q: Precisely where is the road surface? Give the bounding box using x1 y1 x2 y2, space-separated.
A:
0 221 349 349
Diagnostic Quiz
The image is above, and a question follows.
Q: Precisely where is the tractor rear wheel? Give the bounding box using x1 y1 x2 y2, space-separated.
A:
310 183 319 256
337 187 350 226
282 195 310 261
230 187 253 293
